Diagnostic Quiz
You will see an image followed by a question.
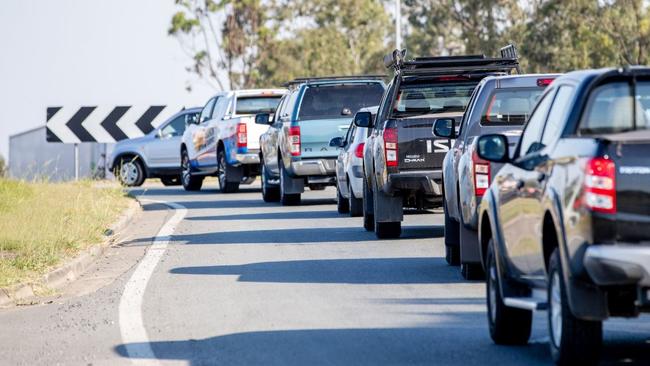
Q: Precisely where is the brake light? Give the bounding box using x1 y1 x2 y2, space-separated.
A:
355 142 365 158
537 78 555 87
384 127 398 167
237 123 247 148
472 150 490 196
289 126 301 156
582 157 616 214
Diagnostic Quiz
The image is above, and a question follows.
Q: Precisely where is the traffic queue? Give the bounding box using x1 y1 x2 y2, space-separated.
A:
108 45 650 366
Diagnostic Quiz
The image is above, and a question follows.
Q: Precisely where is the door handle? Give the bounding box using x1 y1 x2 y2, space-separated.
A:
516 180 525 190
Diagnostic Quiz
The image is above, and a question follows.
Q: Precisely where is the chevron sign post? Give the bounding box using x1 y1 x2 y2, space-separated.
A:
46 105 183 143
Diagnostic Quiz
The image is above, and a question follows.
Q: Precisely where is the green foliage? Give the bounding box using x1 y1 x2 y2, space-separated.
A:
0 155 6 178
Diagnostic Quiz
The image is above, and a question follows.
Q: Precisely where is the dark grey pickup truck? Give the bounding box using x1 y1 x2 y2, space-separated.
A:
356 47 520 238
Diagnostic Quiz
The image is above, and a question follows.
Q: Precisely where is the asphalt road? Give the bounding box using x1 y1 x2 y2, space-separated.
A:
1 182 649 365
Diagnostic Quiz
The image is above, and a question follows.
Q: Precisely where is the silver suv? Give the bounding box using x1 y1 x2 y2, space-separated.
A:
108 107 201 186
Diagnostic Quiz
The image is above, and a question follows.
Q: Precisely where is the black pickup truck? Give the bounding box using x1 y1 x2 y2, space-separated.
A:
476 67 650 365
355 47 520 238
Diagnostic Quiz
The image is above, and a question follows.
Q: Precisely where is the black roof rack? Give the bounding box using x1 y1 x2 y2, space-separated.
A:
385 44 521 77
283 75 386 88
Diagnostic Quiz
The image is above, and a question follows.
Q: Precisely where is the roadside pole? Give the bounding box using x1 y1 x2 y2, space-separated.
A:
74 143 79 181
395 0 401 50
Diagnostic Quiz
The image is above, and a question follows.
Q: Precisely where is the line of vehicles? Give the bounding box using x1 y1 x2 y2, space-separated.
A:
108 46 650 366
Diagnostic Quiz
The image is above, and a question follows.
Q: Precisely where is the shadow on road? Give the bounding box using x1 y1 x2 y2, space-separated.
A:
114 326 552 366
186 210 342 221
121 225 444 246
169 257 462 284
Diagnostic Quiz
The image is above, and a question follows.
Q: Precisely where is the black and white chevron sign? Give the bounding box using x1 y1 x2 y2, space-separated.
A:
46 105 182 143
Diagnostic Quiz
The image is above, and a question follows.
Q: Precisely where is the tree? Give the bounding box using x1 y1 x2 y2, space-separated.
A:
0 155 7 178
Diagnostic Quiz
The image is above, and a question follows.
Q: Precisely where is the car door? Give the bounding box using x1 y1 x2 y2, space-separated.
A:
339 122 356 184
497 88 555 276
523 85 575 277
145 113 190 168
191 97 217 167
197 96 221 167
367 80 395 181
267 90 295 175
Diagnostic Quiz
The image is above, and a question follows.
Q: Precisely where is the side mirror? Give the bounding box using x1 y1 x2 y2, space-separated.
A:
255 113 271 125
353 111 373 128
477 134 509 163
329 137 345 148
433 118 456 138
185 114 198 126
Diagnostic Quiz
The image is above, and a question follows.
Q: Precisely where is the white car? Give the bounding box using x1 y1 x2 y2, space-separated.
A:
180 89 286 192
331 106 378 216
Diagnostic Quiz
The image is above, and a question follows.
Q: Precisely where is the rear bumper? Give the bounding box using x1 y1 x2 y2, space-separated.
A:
584 245 650 287
386 170 443 196
290 158 337 177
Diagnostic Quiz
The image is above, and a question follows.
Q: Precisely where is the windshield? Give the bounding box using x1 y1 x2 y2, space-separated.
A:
235 96 282 115
392 81 478 118
297 83 384 121
580 81 650 134
481 87 545 125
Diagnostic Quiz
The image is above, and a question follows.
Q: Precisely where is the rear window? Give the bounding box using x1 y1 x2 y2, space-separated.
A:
481 87 544 125
580 81 650 134
297 83 384 121
235 96 282 115
392 81 478 118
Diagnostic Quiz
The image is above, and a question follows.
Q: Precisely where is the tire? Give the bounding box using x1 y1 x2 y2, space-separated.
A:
261 163 280 202
181 149 203 191
348 181 363 217
116 157 145 187
160 176 181 186
217 148 240 193
280 162 301 206
444 196 460 265
372 180 401 239
337 184 350 213
362 178 374 231
548 249 602 365
486 239 532 345
461 263 485 281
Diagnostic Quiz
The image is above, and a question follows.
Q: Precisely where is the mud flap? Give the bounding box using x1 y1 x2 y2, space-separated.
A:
281 163 304 194
460 223 481 264
225 163 243 183
374 182 403 223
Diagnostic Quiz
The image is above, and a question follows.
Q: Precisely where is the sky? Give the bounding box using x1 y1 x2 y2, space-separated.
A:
0 0 216 160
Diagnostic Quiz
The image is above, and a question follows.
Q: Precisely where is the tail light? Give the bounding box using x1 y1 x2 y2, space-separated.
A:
236 123 247 148
384 127 398 167
355 142 365 158
472 150 490 196
289 126 301 156
537 78 556 87
582 157 616 214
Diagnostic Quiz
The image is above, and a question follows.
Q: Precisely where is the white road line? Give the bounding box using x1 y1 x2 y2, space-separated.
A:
119 199 187 365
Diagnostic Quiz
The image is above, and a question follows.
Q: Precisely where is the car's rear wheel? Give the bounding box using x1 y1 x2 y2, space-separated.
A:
218 148 240 193
348 181 363 217
181 150 203 191
486 239 532 345
337 183 349 214
279 162 301 206
548 249 602 365
443 196 460 265
116 157 145 187
261 163 280 202
160 176 181 186
362 178 374 231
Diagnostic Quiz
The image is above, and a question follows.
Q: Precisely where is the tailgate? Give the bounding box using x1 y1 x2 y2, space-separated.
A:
243 116 266 150
299 118 350 158
397 117 458 171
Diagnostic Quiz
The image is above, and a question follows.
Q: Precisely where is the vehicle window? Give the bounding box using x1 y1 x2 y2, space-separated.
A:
213 97 229 120
517 89 555 157
235 96 282 115
391 80 479 118
481 87 545 125
283 90 300 121
160 114 188 137
199 97 218 123
298 83 384 121
458 83 482 137
376 82 395 130
273 96 287 122
541 86 575 146
580 81 650 134
345 123 356 145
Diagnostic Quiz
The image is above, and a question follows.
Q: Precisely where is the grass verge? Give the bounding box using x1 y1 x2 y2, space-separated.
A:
0 179 132 288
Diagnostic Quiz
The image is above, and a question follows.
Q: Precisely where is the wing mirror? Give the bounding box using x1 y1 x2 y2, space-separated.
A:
353 111 373 128
255 113 272 125
329 136 345 148
185 113 199 126
432 118 456 138
476 134 510 163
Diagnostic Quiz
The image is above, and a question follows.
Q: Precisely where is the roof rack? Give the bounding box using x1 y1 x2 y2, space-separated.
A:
283 75 386 88
385 44 521 77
